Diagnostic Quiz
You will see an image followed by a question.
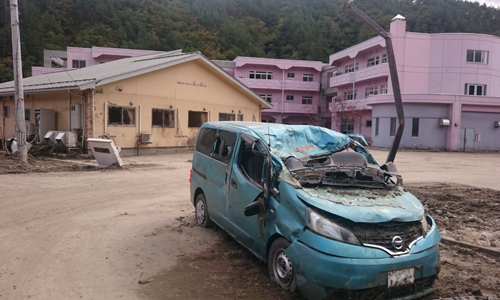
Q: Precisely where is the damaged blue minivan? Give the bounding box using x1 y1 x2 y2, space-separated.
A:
190 122 440 300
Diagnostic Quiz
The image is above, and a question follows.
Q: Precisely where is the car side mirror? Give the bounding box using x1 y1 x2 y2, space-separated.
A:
244 201 260 217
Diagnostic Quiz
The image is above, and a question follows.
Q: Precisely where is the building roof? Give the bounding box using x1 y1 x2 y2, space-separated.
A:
0 50 272 109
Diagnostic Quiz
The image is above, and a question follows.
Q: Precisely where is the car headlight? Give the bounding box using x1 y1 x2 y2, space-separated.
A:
421 215 431 234
306 207 361 245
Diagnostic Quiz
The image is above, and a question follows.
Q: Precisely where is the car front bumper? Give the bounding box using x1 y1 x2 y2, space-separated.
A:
285 225 441 300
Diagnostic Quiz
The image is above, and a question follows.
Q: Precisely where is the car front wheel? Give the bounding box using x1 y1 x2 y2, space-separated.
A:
195 193 213 228
268 237 297 291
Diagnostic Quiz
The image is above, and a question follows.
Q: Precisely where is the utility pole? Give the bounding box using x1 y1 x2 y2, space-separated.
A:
10 0 27 162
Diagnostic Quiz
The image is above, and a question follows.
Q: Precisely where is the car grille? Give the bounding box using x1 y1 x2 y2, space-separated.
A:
350 221 424 253
327 275 437 300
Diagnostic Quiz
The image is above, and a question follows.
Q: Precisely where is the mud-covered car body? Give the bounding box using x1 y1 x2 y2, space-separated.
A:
190 122 440 300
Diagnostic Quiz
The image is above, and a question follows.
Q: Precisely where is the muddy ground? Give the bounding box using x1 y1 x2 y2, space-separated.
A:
1 151 499 300
138 183 500 300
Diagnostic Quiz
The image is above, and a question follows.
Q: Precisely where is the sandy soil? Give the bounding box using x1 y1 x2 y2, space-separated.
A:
0 149 499 300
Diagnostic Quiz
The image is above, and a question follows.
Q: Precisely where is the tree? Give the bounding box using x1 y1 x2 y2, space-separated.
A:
330 96 365 134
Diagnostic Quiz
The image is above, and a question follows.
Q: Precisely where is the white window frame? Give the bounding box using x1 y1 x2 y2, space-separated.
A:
365 86 378 97
152 108 175 128
249 71 273 80
72 60 86 68
341 121 355 134
219 113 236 121
302 74 314 82
466 50 488 64
382 54 388 63
380 84 388 94
367 56 380 67
302 96 313 104
287 72 295 79
344 63 358 73
286 95 294 101
465 84 487 96
344 90 357 100
260 94 273 103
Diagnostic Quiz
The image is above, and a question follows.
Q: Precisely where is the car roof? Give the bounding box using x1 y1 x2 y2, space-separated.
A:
201 122 350 160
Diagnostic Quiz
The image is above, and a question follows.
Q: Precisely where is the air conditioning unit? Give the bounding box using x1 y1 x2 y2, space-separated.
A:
44 130 58 145
55 131 77 147
438 118 450 126
139 133 153 144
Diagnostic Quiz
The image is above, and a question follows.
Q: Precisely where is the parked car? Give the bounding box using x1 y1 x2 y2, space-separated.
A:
189 122 440 300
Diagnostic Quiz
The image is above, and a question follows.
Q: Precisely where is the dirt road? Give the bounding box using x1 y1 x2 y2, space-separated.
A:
0 149 499 300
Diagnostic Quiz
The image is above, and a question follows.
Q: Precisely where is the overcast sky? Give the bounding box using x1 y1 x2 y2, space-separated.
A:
468 0 500 7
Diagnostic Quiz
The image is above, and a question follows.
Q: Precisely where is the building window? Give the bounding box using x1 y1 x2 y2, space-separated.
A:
219 113 236 121
382 54 388 63
108 105 135 126
260 94 272 103
188 111 208 127
390 118 396 137
3 105 10 118
302 96 313 104
303 74 314 82
72 60 86 68
152 109 175 128
344 90 357 100
249 71 273 80
367 56 379 67
237 114 244 121
365 86 378 97
286 95 294 101
366 120 372 127
375 118 379 136
287 72 295 79
466 50 488 64
465 84 487 96
341 121 354 134
380 84 388 94
25 108 32 121
412 118 419 138
344 63 358 73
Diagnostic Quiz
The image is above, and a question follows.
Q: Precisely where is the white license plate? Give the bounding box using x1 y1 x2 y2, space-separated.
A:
387 268 414 288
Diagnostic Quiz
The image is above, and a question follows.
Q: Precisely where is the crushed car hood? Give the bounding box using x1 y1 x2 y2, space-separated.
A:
296 186 424 223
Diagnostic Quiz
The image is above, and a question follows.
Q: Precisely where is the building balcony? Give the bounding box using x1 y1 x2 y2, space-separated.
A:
238 78 320 92
264 102 318 114
329 63 389 88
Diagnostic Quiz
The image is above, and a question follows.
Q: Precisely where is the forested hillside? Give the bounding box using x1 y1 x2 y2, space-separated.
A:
1 0 499 82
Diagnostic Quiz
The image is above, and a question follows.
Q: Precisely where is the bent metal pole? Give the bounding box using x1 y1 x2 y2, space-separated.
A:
10 0 27 162
343 0 405 164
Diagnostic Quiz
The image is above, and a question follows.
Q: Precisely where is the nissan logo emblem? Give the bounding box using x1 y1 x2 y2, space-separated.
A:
391 236 404 250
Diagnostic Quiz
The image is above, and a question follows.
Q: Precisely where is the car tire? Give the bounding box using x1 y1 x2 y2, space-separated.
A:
268 237 297 292
195 193 213 228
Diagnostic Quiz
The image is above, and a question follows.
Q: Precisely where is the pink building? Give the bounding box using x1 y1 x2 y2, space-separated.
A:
214 57 329 126
31 47 163 76
328 15 500 151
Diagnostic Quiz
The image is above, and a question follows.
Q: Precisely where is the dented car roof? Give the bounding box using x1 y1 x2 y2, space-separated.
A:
206 122 350 160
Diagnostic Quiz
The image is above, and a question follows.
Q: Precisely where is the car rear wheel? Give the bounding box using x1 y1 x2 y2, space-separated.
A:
268 237 297 291
195 193 213 228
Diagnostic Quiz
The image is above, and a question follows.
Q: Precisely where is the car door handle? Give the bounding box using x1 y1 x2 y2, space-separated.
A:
231 178 237 189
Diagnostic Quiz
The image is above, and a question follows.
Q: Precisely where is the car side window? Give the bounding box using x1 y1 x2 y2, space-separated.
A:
195 128 216 156
237 139 265 188
211 130 237 164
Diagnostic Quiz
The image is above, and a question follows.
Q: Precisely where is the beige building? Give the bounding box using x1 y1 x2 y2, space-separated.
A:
0 50 271 155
